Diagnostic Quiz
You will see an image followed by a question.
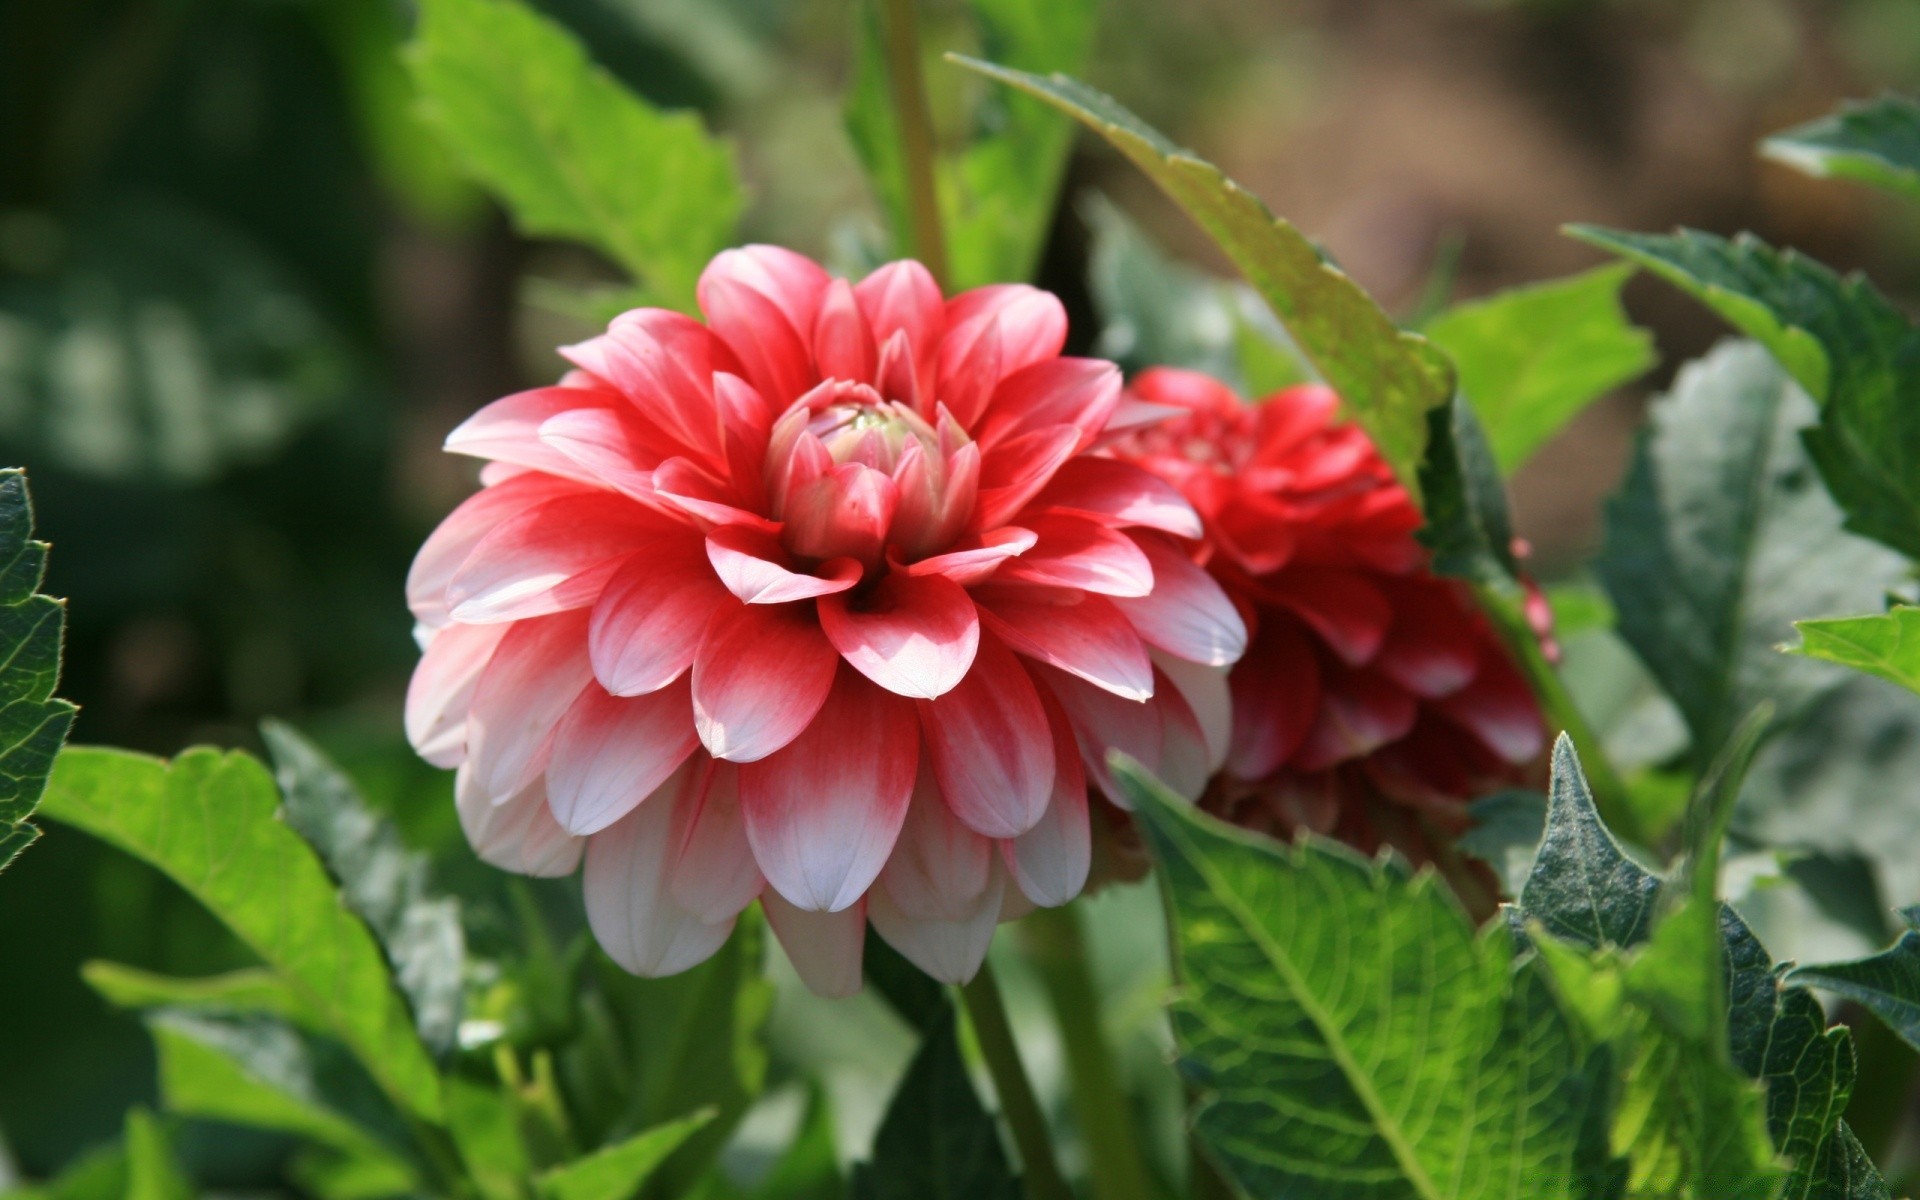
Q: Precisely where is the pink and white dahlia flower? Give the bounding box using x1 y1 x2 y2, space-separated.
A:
405 247 1245 995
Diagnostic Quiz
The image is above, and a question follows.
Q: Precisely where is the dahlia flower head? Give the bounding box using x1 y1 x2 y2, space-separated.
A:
1112 368 1547 861
406 247 1246 996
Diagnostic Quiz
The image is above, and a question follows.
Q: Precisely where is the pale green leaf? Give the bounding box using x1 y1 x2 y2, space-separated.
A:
1592 340 1907 773
1115 755 1620 1200
446 1075 534 1200
537 1110 715 1200
849 1008 1019 1200
124 1109 191 1200
83 960 318 1026
954 57 1454 504
1763 95 1920 204
0 469 76 873
1787 607 1920 695
408 0 744 311
39 746 444 1122
1425 265 1654 471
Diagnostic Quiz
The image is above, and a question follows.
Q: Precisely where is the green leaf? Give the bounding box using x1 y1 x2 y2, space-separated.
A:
1456 789 1547 896
1592 340 1907 774
1792 906 1920 1053
537 1110 715 1200
1787 607 1920 696
1416 392 1519 585
83 960 318 1026
1763 95 1920 204
39 746 445 1122
955 57 1454 504
850 1007 1020 1200
445 1074 534 1200
1425 265 1655 471
124 1109 191 1200
1519 738 1884 1200
748 1085 845 1200
1568 225 1920 560
847 0 1096 289
1115 754 1620 1200
262 720 466 1055
0 469 75 874
408 0 744 311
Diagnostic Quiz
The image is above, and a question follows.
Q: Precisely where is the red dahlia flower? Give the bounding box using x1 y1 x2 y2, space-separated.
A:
1112 368 1546 863
405 248 1245 994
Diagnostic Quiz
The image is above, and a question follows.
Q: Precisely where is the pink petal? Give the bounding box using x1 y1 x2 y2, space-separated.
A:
1226 621 1322 779
1111 534 1247 665
707 526 861 604
813 278 878 383
1006 693 1090 906
445 386 623 482
466 612 595 800
538 408 668 504
1436 661 1546 765
447 493 663 623
589 540 731 695
975 358 1120 452
1024 457 1203 539
974 426 1083 530
818 572 979 699
939 285 1067 421
855 261 944 388
1150 668 1214 800
1271 567 1392 666
408 622 509 768
584 762 740 976
666 760 765 923
692 602 839 762
868 860 1005 985
877 770 994 921
546 678 699 834
783 462 898 567
763 892 866 998
700 245 831 341
1292 668 1419 772
456 767 584 877
1032 662 1161 805
995 515 1154 598
409 473 587 627
918 631 1054 838
738 668 919 911
565 309 736 462
903 526 1037 586
701 275 816 407
652 457 782 533
1151 650 1232 772
976 585 1153 701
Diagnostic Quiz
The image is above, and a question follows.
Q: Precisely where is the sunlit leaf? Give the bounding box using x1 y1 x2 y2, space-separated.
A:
82 960 316 1026
537 1109 715 1200
1786 607 1920 696
1425 265 1654 471
955 57 1453 504
1763 95 1920 204
39 746 444 1122
123 1108 191 1200
408 0 745 311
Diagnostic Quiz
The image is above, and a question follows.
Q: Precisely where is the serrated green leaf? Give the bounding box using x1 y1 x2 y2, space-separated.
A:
1787 607 1920 696
0 469 76 874
1763 95 1920 204
1592 340 1907 774
124 1109 191 1200
262 720 465 1055
537 1110 714 1200
1115 754 1620 1200
955 57 1453 504
39 746 444 1122
1568 225 1920 560
849 1007 1020 1200
407 0 743 311
1792 907 1920 1053
847 0 1095 289
1520 738 1883 1200
1425 265 1655 471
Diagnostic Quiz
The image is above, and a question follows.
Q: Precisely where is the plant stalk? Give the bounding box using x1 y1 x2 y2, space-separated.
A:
959 960 1074 1200
1021 905 1155 1200
876 0 950 287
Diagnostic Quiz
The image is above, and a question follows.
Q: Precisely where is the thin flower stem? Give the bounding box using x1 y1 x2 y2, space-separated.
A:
1020 905 1155 1200
877 0 951 288
959 960 1075 1200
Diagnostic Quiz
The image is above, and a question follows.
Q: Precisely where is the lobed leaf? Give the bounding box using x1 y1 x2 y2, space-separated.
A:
408 0 744 311
955 57 1454 504
1424 264 1655 471
1763 96 1920 205
849 1007 1021 1200
38 746 445 1121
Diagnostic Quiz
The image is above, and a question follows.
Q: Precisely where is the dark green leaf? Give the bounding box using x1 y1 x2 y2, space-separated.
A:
537 1110 715 1200
1456 789 1547 896
1763 95 1920 204
850 1007 1020 1200
262 720 466 1055
1787 607 1920 696
123 1109 191 1200
1425 264 1654 471
39 747 444 1121
748 1085 844 1200
955 57 1454 503
1416 391 1519 585
1792 907 1920 1053
862 926 948 1035
0 469 75 873
1568 225 1920 560
1117 754 1620 1200
1520 738 1660 950
408 0 744 311
1592 340 1907 773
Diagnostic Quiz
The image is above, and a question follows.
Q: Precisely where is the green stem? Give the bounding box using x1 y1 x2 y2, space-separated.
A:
1473 582 1648 849
877 0 950 287
959 960 1074 1200
1021 906 1154 1200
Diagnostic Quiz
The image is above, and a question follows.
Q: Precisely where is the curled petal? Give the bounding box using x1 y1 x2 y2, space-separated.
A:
855 261 944 390
667 760 765 923
546 678 699 835
918 631 1054 838
783 462 898 568
653 457 781 533
409 473 586 627
878 770 994 921
567 309 737 462
903 526 1036 587
939 285 1067 419
813 278 878 384
763 891 866 999
538 408 666 503
996 515 1155 598
1033 661 1161 805
975 358 1120 452
446 386 623 482
701 274 816 407
977 585 1153 701
589 540 730 695
692 602 839 762
707 526 860 605
819 572 979 699
700 245 831 340
974 426 1082 530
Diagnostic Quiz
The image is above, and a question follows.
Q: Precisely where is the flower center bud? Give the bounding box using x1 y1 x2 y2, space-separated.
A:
809 392 944 476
